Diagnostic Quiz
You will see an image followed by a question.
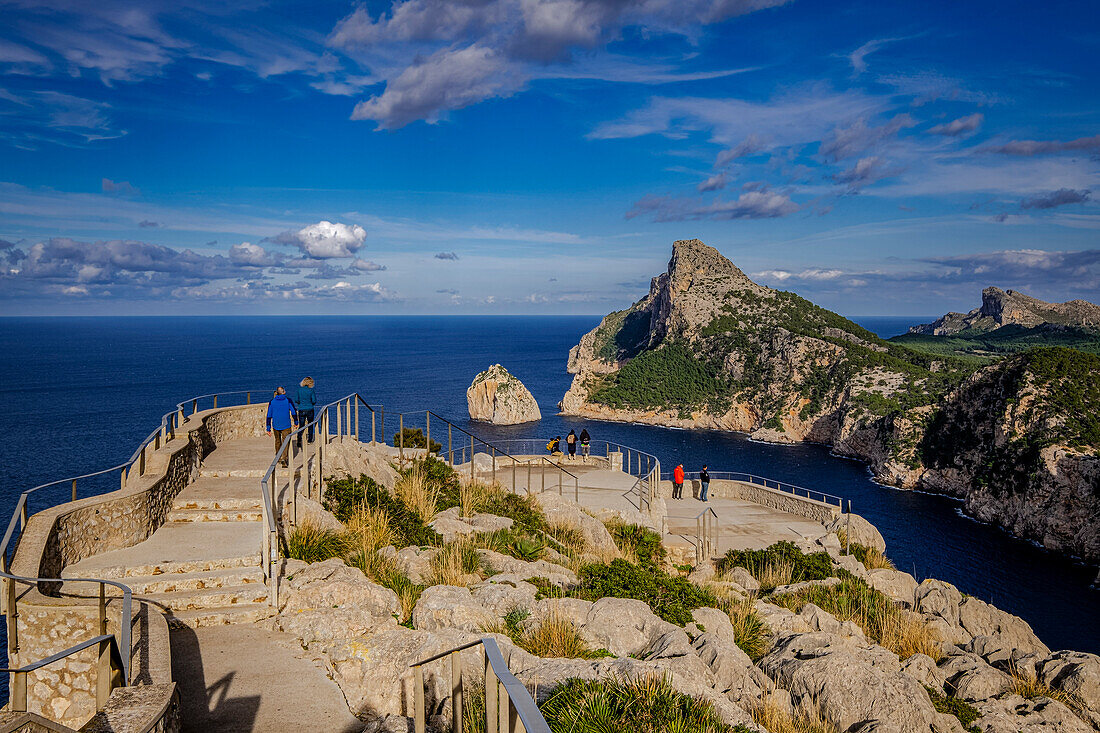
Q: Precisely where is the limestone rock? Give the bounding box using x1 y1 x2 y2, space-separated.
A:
386 545 435 585
916 579 971 644
476 549 577 587
901 653 947 689
321 438 400 489
868 568 919 608
826 513 886 552
973 694 1094 733
535 492 618 555
723 566 761 593
467 365 541 425
286 496 344 535
798 603 867 642
957 596 1050 659
939 651 1012 702
429 507 514 542
1037 651 1100 728
911 286 1100 336
692 631 772 707
579 597 678 657
761 631 939 733
280 558 400 619
412 585 497 632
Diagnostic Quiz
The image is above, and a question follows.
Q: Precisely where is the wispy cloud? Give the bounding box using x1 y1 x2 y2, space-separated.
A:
928 113 983 137
1020 188 1091 210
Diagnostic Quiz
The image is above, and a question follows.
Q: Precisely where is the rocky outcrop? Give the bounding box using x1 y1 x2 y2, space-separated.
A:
560 239 1100 563
467 364 541 424
910 287 1100 335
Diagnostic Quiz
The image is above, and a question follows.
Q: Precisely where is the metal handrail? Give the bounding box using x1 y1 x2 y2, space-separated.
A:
664 470 846 509
694 506 719 564
410 636 551 733
2 632 123 713
0 388 264 714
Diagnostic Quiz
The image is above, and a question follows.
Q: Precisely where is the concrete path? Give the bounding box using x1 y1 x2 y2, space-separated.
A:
170 625 362 733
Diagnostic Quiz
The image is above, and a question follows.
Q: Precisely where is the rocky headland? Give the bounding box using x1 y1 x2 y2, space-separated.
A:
467 364 542 424
910 287 1100 335
560 239 1100 563
278 441 1100 733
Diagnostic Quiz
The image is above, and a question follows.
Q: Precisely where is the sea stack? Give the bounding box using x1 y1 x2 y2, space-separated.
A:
467 364 541 424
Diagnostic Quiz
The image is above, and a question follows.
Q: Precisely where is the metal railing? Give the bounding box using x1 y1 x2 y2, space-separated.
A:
665 470 847 510
410 637 550 733
694 507 719 564
601 441 660 514
392 414 581 501
0 389 262 714
263 394 381 608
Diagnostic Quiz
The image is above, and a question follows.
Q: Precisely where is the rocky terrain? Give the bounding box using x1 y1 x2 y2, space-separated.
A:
467 364 542 424
276 443 1100 733
560 239 1100 562
910 287 1100 335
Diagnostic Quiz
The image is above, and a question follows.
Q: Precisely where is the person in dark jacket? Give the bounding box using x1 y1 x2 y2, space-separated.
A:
579 428 591 462
547 436 562 456
566 429 577 460
266 387 298 467
295 376 317 449
699 465 710 502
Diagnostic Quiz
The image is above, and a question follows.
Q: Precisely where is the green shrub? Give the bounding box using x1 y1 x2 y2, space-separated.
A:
925 686 981 733
438 482 549 534
588 341 730 413
283 522 346 563
716 541 838 585
540 675 750 733
393 427 442 453
608 522 665 565
325 474 441 546
573 559 716 626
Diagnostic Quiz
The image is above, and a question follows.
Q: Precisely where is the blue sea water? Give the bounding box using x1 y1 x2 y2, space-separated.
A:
0 315 1096 668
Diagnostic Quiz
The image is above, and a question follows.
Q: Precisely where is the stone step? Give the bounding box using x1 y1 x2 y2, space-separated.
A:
171 495 263 512
167 603 276 629
168 508 264 523
198 468 268 479
79 552 263 580
85 567 266 595
143 583 270 612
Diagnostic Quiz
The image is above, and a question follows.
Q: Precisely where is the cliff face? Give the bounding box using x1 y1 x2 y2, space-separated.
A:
910 287 1100 335
468 364 542 425
562 240 1100 561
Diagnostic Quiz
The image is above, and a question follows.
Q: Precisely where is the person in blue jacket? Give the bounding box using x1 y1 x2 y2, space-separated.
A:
265 387 298 467
295 376 317 449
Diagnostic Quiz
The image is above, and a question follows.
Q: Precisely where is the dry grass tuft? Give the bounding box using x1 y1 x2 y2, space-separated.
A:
751 696 837 733
880 610 943 662
518 610 597 659
458 478 505 518
1007 663 1081 708
428 538 482 587
750 560 795 593
724 594 770 661
284 520 346 563
395 467 441 524
837 530 895 570
345 502 395 554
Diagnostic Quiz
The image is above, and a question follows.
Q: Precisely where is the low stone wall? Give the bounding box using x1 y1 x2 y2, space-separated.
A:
658 478 840 524
6 403 262 729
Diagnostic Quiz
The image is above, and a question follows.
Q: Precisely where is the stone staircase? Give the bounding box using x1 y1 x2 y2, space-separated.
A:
61 438 277 629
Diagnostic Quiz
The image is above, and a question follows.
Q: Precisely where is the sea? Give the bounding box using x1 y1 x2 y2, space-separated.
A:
0 314 1096 678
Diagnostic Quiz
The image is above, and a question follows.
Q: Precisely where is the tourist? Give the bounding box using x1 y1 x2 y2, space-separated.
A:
673 463 685 499
579 428 591 462
265 387 298 467
295 376 317 449
566 429 577 460
547 436 562 456
700 465 710 502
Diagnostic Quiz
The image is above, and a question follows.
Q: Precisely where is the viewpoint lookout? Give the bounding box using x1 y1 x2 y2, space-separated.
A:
0 392 848 732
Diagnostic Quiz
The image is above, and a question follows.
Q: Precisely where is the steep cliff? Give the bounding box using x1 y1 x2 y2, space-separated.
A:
910 287 1100 335
468 364 542 424
562 240 1100 561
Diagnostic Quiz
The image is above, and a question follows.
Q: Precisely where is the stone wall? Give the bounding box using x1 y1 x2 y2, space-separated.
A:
657 478 840 524
6 404 261 729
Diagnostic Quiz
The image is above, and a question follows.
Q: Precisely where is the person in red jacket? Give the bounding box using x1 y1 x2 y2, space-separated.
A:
673 463 685 499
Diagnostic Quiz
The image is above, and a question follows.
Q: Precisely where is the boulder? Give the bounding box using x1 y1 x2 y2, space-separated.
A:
939 651 1012 702
831 553 869 580
363 714 412 733
280 558 400 619
826 513 886 553
816 532 843 554
770 576 842 596
761 632 939 733
692 632 771 707
754 600 813 643
386 545 435 585
578 597 678 657
1037 651 1100 728
915 580 971 644
868 568 918 608
412 585 497 632
286 496 344 534
322 438 400 489
467 364 541 424
528 597 594 630
723 566 761 593
901 653 947 689
974 695 1094 733
468 579 538 618
535 492 617 555
429 507 517 542
957 596 1050 658
798 603 867 642
691 607 737 646
476 549 577 587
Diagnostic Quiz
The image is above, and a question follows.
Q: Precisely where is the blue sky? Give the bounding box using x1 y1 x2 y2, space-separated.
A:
0 0 1097 317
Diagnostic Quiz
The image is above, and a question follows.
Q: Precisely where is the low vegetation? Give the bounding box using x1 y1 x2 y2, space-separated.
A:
750 695 837 733
722 595 770 662
428 538 483 587
925 686 981 733
588 341 731 415
539 675 752 733
606 521 666 565
717 541 839 592
393 427 442 453
836 531 894 570
325 474 441 546
1006 662 1081 708
394 466 442 524
486 608 611 660
283 521 346 563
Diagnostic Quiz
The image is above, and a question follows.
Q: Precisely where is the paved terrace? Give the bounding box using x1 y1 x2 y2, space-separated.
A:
30 402 839 732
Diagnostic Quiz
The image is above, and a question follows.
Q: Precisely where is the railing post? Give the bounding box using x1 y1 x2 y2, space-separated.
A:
485 649 498 733
11 670 26 712
192 399 197 415
213 394 218 409
379 407 384 445
491 447 496 484
469 436 474 482
355 399 360 442
448 425 453 466
7 575 18 654
499 679 510 733
574 476 579 503
425 412 431 458
96 637 111 708
845 499 852 555
511 460 517 493
541 462 545 494
247 391 251 404
120 467 127 490
337 402 343 438
290 439 298 526
372 407 377 444
399 414 405 462
139 444 146 477
451 651 463 733
414 664 426 733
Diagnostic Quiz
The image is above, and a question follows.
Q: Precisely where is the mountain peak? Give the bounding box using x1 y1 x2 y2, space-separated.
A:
912 287 1100 335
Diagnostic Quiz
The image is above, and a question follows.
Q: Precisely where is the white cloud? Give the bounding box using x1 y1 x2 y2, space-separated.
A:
277 221 368 259
627 190 799 221
228 242 277 266
928 113 983 137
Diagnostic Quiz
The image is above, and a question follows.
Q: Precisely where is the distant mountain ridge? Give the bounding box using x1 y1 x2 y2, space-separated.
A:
561 240 1100 562
909 287 1100 335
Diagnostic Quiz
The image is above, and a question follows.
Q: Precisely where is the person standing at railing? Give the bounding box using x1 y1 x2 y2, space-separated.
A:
579 428 591 462
547 436 562 457
673 463 685 499
295 376 317 449
265 387 298 467
699 465 710 502
566 429 577 461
